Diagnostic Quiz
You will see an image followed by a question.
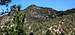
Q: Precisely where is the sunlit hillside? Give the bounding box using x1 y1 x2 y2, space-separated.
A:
0 4 75 35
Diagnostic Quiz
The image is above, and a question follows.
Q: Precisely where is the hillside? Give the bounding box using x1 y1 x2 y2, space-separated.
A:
0 4 75 35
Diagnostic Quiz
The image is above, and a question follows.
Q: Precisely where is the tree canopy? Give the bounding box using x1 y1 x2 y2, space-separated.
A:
0 0 11 5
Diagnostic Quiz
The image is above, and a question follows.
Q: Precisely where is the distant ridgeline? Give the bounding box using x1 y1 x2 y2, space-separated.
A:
0 4 75 17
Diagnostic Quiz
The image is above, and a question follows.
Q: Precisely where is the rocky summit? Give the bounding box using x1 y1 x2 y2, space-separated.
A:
0 4 75 35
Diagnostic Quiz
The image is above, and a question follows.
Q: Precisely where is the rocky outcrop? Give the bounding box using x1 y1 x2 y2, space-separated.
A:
26 4 57 19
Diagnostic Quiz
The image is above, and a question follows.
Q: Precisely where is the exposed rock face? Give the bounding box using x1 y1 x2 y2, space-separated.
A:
26 4 56 19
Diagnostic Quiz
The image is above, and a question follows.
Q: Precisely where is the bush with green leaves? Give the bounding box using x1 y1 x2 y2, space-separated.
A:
0 12 26 35
12 12 26 35
48 13 56 18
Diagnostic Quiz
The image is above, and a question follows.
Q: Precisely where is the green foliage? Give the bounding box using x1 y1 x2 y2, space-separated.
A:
0 12 26 35
48 13 55 18
46 30 53 35
11 12 26 35
0 0 11 5
10 5 21 11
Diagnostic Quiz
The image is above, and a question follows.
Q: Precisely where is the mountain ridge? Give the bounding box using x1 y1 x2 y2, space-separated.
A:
0 4 75 35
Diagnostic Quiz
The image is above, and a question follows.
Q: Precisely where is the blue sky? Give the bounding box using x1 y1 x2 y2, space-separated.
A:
0 0 75 12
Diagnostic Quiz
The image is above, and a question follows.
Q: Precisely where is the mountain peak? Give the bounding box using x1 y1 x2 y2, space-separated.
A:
29 4 37 7
28 4 37 7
